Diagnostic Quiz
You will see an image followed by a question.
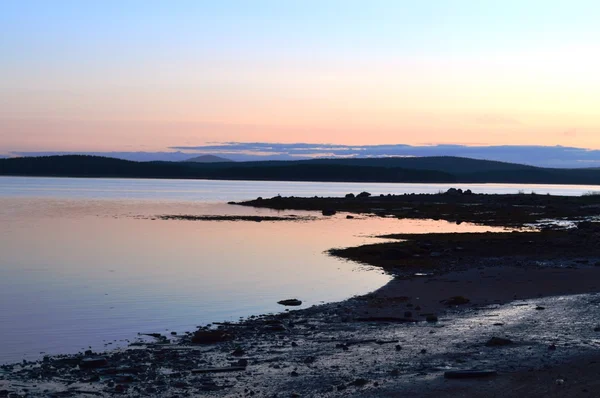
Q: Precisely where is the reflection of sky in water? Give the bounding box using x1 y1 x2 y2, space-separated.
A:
0 192 503 363
1 176 598 201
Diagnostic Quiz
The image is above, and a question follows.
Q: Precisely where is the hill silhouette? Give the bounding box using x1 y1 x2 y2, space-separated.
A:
2 155 600 185
184 154 233 163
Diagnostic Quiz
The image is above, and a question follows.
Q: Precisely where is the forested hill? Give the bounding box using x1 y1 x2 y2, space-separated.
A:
2 155 600 185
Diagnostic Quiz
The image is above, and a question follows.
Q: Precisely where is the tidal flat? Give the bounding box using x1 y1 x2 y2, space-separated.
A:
2 190 600 397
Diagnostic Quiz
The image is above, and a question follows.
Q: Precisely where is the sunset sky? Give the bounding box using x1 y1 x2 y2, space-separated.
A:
1 1 599 154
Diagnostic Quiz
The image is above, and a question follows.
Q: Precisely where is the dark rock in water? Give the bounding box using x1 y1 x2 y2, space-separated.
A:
345 193 355 199
322 209 336 216
346 215 355 219
444 369 497 379
594 326 600 332
357 191 371 198
548 344 557 351
485 337 513 347
535 306 546 310
80 356 109 369
443 296 471 306
278 299 302 306
191 330 233 344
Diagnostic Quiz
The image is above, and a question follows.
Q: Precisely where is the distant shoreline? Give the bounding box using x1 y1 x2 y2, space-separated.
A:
4 154 600 185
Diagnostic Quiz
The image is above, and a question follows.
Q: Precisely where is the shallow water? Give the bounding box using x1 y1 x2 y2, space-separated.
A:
0 177 534 363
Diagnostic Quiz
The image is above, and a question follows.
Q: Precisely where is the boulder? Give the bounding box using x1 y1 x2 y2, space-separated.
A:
278 299 302 306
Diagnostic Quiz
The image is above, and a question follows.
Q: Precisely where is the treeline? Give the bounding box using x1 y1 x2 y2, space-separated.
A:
2 155 600 185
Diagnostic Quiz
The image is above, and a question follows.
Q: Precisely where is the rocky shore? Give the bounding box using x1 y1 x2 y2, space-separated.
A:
2 191 600 397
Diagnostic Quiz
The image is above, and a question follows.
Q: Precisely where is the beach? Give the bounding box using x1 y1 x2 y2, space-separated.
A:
2 191 600 397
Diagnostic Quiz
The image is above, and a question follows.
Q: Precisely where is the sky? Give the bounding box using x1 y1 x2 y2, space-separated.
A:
1 1 600 154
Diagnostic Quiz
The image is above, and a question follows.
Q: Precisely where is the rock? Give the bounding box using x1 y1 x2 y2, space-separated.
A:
191 330 233 344
548 344 557 350
303 356 316 364
395 345 402 351
115 374 136 383
290 371 299 377
345 193 355 199
535 306 546 310
351 378 369 387
79 356 109 369
485 337 513 347
346 215 355 219
278 299 302 306
357 191 371 198
322 209 336 216
426 315 438 323
445 188 462 196
232 347 245 356
114 384 127 394
444 296 471 306
444 369 497 379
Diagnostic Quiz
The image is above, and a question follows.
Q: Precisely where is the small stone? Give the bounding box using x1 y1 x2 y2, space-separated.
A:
232 347 245 356
395 345 402 351
351 378 369 387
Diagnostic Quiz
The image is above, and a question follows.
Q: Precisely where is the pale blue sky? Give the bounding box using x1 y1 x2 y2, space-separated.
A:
1 1 599 152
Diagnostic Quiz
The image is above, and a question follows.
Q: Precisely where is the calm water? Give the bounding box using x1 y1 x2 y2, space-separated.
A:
0 177 590 364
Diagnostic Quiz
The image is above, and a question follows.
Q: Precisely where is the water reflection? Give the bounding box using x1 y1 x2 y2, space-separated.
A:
0 198 502 363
